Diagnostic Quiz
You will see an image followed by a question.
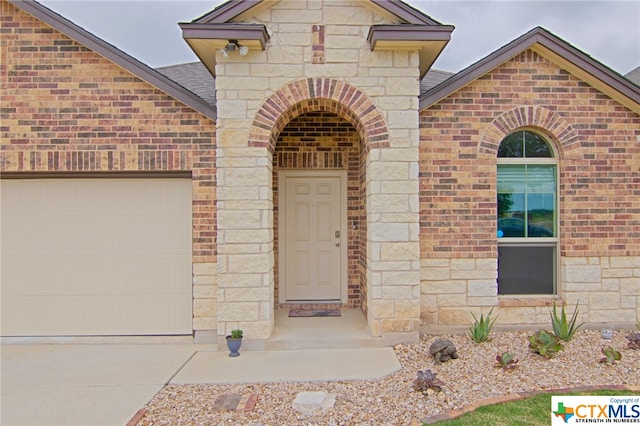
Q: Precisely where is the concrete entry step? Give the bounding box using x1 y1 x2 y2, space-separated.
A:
265 308 379 350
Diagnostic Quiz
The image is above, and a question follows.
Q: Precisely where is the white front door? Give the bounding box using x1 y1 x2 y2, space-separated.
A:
280 172 345 302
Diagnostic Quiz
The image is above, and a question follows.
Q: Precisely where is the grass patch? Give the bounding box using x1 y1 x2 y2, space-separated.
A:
433 389 636 425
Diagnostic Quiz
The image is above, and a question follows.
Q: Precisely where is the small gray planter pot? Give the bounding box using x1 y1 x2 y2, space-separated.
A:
225 336 243 357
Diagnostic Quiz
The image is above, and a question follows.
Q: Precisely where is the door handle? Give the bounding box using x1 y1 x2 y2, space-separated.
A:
335 241 340 247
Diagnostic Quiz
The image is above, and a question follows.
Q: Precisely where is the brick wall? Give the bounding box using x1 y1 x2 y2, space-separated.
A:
273 111 367 309
1 2 216 260
1 2 218 333
419 49 640 327
420 49 639 258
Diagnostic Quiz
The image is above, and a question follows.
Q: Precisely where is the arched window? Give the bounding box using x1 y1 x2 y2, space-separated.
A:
497 130 558 295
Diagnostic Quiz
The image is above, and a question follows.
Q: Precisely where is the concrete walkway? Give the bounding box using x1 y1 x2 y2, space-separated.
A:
1 343 400 426
172 347 400 384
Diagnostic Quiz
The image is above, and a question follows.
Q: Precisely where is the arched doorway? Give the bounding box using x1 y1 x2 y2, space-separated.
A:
273 110 366 311
247 78 392 334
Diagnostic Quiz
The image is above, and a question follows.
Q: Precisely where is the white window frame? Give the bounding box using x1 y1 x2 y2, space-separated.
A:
497 130 559 295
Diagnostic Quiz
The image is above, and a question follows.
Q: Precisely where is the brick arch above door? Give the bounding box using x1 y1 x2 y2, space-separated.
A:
248 78 390 153
479 106 580 158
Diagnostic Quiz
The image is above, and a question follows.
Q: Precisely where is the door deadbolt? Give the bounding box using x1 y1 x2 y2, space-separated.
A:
335 230 340 238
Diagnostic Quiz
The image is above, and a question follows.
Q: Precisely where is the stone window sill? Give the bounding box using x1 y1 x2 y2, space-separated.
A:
498 297 565 308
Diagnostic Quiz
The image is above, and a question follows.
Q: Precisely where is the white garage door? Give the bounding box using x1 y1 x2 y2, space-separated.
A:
1 178 193 336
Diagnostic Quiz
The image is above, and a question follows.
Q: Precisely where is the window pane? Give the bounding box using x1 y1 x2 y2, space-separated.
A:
525 165 556 237
524 131 552 158
497 132 524 157
498 130 553 158
498 245 555 294
497 165 525 237
497 164 556 238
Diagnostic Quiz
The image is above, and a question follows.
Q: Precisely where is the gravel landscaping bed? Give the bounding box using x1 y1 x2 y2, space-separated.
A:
138 330 639 425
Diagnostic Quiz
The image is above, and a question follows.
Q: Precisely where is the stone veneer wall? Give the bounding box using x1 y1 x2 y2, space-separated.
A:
1 2 218 337
215 0 422 341
419 49 640 330
421 256 640 329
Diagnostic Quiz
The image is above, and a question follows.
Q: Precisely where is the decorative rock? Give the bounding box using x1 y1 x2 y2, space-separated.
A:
292 391 336 416
429 338 458 364
601 329 613 339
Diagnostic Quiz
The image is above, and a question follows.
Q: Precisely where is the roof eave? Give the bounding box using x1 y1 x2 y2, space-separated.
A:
8 0 217 120
180 23 270 49
368 25 454 78
180 23 270 77
419 27 640 113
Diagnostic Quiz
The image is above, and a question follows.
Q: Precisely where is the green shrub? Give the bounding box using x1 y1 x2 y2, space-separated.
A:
551 300 584 342
469 308 498 343
230 329 243 339
529 329 563 359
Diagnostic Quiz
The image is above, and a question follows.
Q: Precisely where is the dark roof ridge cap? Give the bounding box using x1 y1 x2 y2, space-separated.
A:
419 26 640 110
370 0 443 25
193 0 261 24
8 0 217 120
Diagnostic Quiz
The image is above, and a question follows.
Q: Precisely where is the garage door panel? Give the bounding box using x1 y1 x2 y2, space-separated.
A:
1 178 193 336
2 294 192 336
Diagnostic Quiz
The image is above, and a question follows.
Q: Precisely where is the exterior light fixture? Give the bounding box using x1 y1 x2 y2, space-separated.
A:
220 40 248 57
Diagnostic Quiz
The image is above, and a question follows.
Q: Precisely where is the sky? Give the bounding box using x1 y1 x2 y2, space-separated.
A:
37 0 640 75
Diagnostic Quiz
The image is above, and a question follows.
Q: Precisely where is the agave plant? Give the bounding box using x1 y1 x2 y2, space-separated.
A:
495 351 519 370
551 300 585 342
529 329 564 359
469 308 498 343
599 346 622 365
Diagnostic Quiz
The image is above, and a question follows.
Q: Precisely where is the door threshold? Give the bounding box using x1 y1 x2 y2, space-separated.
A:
279 302 345 310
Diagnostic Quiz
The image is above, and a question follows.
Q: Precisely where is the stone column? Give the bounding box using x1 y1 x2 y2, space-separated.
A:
366 128 421 343
215 114 274 348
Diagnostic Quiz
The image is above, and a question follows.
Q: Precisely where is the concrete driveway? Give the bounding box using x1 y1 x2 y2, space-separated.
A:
1 339 400 425
1 342 203 426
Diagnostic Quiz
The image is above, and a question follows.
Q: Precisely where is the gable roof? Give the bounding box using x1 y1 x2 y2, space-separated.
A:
194 0 443 25
180 0 453 78
7 0 217 120
419 26 640 113
156 62 216 106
